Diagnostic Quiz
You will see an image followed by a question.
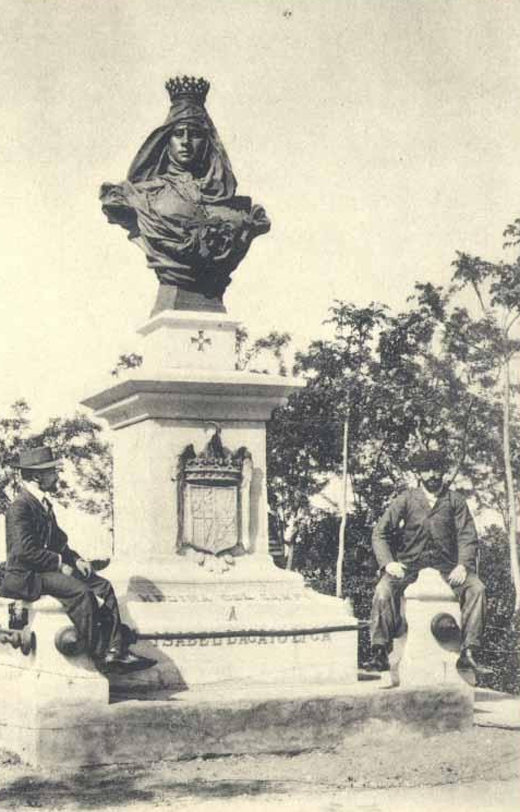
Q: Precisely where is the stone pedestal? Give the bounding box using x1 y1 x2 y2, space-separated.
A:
81 309 360 695
0 596 108 765
395 568 470 690
138 310 239 372
0 318 479 768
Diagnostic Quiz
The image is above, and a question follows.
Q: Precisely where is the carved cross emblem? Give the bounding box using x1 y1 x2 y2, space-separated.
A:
191 330 212 352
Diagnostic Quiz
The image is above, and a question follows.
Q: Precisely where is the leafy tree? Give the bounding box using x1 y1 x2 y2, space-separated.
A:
0 400 32 513
479 525 520 692
321 302 388 597
266 284 519 612
449 247 520 610
235 327 291 376
37 415 113 525
111 353 143 378
0 403 112 529
267 301 390 578
266 290 479 579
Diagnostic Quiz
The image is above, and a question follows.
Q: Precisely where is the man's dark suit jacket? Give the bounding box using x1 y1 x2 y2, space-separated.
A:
0 489 80 601
372 487 479 574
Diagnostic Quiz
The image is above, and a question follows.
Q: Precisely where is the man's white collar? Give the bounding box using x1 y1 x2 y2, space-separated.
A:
23 480 46 504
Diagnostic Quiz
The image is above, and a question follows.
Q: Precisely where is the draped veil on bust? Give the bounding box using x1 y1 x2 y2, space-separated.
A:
100 82 270 299
126 97 237 203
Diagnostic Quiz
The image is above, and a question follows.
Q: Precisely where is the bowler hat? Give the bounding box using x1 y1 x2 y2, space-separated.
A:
15 446 61 470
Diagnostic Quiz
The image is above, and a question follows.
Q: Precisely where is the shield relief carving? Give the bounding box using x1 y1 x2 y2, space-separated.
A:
186 485 238 555
176 426 253 567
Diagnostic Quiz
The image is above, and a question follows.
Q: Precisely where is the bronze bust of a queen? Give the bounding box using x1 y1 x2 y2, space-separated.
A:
100 76 270 310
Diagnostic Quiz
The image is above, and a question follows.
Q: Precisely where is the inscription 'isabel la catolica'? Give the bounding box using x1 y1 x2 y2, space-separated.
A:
150 633 333 648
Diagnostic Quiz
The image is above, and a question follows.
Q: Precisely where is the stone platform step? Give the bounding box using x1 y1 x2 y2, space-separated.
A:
362 673 520 730
474 688 520 729
8 682 473 769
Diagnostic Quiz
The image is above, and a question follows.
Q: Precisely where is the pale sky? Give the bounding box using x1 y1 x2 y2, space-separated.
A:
2 0 520 427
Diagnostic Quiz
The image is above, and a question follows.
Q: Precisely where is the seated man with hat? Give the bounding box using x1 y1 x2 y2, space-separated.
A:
0 445 155 672
369 448 491 677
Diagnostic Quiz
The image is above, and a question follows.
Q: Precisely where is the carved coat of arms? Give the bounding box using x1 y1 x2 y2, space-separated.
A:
177 427 252 567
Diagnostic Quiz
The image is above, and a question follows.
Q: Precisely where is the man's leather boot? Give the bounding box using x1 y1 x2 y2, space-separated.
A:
457 647 493 677
102 648 157 673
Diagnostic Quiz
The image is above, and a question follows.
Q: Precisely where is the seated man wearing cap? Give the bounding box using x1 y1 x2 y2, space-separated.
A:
369 449 490 677
0 446 155 672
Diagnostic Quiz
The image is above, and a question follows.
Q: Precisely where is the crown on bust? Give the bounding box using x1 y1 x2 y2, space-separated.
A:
165 75 210 104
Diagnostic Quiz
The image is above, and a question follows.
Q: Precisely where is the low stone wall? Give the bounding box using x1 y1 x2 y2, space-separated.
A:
0 682 473 769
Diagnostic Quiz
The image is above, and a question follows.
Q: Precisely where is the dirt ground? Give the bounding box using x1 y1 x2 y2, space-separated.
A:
0 723 518 811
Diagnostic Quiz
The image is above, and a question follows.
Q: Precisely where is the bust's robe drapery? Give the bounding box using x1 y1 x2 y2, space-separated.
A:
100 96 269 298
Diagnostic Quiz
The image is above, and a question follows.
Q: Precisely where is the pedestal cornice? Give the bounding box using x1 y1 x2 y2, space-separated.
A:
81 371 304 428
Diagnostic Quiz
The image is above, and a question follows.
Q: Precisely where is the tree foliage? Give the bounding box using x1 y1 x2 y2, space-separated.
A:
235 327 291 375
0 403 112 523
266 251 520 680
450 242 520 609
0 400 32 513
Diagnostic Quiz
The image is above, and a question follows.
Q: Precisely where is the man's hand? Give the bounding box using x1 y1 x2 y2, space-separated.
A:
75 559 92 578
60 563 74 577
385 562 407 579
448 564 467 586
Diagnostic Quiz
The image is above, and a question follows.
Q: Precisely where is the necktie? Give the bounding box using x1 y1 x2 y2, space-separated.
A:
41 497 54 550
42 497 54 516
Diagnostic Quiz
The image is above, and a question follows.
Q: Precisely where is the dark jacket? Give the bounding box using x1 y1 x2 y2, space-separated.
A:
0 489 80 601
372 487 479 574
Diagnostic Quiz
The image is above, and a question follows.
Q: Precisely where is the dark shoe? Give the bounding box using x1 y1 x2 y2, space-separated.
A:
368 645 390 672
89 557 111 572
101 649 157 673
457 648 493 677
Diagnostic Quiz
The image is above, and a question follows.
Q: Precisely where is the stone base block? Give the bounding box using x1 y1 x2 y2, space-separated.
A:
110 626 359 698
109 585 359 696
0 682 473 770
0 596 109 766
0 597 108 705
397 569 468 690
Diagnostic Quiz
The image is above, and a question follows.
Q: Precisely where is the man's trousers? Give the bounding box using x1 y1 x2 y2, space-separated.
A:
370 567 487 651
39 569 124 657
